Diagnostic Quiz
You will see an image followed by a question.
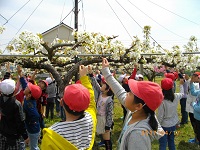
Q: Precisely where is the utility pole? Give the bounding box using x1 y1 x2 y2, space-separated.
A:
74 0 79 81
74 0 78 33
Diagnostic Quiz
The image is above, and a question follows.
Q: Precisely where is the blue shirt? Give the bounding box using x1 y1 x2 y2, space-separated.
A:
190 83 200 121
23 99 40 133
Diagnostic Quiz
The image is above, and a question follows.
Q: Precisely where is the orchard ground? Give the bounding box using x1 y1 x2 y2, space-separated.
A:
42 77 198 150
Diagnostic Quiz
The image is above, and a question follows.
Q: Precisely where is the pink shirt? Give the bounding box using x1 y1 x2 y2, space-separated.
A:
97 95 109 116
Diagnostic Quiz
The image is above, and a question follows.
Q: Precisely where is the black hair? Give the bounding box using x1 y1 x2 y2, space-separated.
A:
162 89 174 102
28 80 35 84
134 95 158 131
105 83 113 96
63 101 85 116
3 72 11 80
2 92 14 97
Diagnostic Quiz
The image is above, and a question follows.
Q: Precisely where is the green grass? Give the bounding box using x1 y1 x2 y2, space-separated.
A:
40 77 198 150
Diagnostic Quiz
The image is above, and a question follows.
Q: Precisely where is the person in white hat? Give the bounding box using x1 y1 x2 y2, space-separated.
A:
0 79 29 149
45 75 57 120
135 74 144 81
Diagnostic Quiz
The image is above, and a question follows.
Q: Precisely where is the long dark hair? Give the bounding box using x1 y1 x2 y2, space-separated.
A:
105 83 113 97
134 95 158 131
162 89 174 102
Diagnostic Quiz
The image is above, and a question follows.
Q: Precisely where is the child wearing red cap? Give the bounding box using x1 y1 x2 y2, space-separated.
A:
101 58 164 150
25 69 48 142
118 64 138 123
88 65 114 149
23 83 42 150
18 68 48 141
41 65 96 150
158 78 184 150
164 66 179 93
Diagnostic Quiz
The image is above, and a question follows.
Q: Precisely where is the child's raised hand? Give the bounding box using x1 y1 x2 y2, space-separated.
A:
179 79 184 85
134 64 138 68
88 65 93 74
102 58 109 69
17 65 22 75
79 65 88 77
34 69 38 74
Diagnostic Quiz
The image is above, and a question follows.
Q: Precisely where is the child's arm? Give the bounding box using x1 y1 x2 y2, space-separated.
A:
49 73 56 83
79 66 96 150
30 69 38 81
5 62 11 73
17 66 27 90
192 102 200 113
41 96 47 118
102 58 127 106
88 65 101 94
49 73 54 80
13 74 21 96
129 64 137 80
190 82 200 96
79 65 95 113
175 79 184 100
157 103 164 125
105 100 113 131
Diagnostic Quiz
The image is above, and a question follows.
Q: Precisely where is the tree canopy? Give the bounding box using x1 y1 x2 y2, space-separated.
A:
0 25 199 92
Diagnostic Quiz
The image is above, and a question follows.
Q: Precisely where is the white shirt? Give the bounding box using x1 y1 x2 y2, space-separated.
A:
186 79 199 113
158 85 184 127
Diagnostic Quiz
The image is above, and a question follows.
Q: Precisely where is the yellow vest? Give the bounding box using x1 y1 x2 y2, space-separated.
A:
41 76 97 150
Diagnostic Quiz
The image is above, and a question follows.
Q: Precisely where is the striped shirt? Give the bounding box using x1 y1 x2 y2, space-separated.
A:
50 112 93 149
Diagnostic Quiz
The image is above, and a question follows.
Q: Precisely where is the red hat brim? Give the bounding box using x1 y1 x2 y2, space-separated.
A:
128 79 163 111
39 80 48 87
28 82 42 99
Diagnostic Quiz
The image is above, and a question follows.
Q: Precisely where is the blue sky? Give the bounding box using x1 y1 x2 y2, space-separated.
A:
0 0 200 53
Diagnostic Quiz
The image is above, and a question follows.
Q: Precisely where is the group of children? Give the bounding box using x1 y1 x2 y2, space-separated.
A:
0 65 58 150
1 58 200 150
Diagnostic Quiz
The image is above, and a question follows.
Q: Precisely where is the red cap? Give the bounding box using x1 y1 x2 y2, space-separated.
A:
75 80 81 84
128 79 163 111
164 73 175 81
161 78 173 90
194 72 200 76
173 72 178 80
63 84 90 112
39 80 48 87
101 76 106 84
27 82 42 99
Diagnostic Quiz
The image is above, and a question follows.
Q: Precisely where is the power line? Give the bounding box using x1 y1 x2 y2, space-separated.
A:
0 14 18 30
3 0 31 25
115 0 165 50
3 0 44 53
66 0 74 40
59 7 74 23
56 0 67 38
127 0 189 40
0 14 8 22
146 0 200 26
15 0 44 35
81 0 86 30
106 0 133 40
60 0 81 23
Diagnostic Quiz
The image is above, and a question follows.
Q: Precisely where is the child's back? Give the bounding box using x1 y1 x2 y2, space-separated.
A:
158 93 183 127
